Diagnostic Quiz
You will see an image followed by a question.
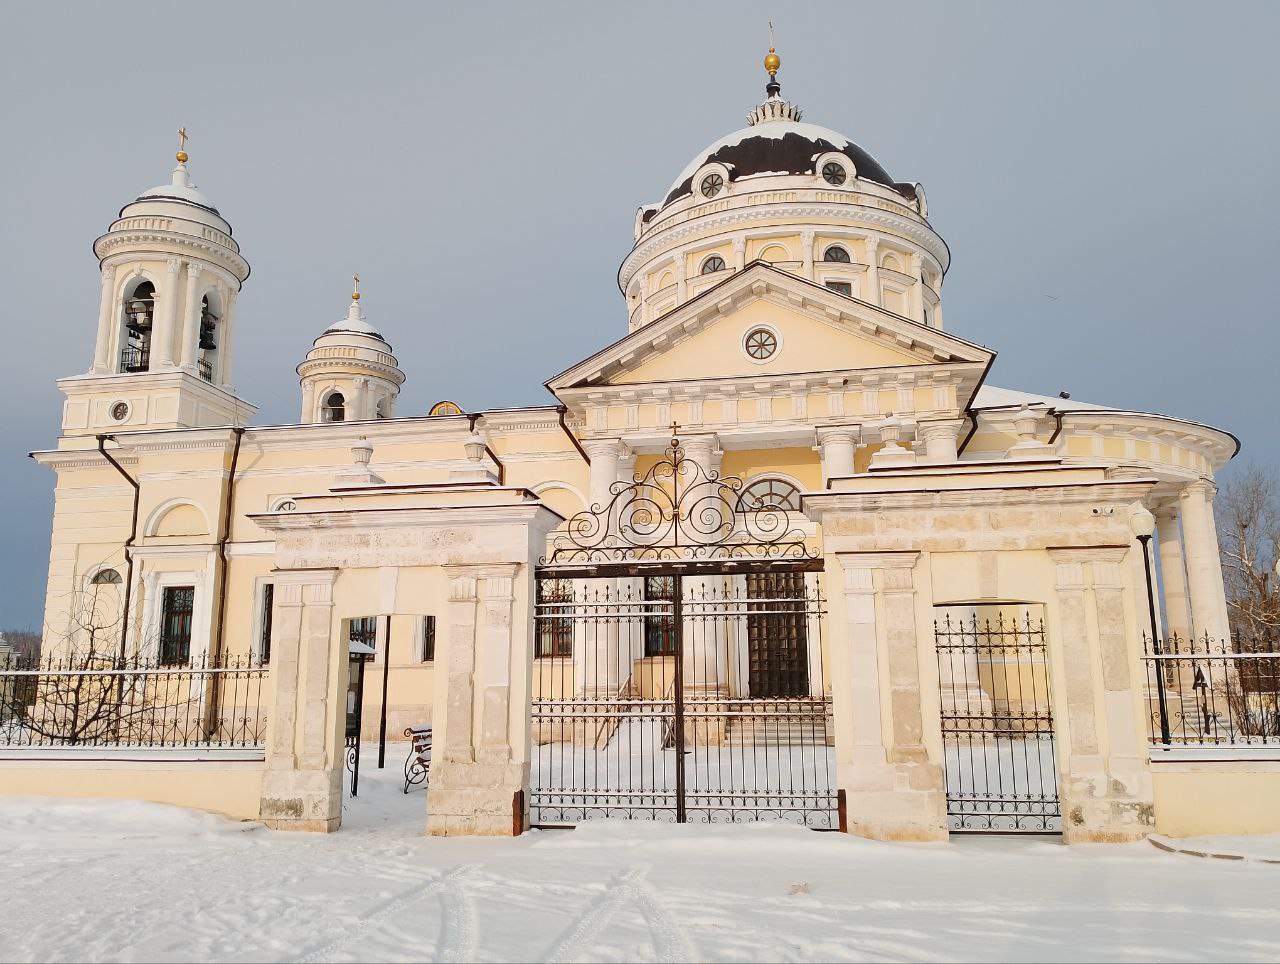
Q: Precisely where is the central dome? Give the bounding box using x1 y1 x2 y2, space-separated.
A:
662 118 901 209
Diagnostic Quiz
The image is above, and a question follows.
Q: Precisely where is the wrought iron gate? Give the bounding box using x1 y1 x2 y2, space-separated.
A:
529 436 836 827
934 612 1061 833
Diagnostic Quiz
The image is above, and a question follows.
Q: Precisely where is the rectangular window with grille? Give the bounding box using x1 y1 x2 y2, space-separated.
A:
643 576 676 657
159 585 195 665
347 616 378 650
535 580 573 658
259 583 274 664
825 280 853 297
421 615 436 662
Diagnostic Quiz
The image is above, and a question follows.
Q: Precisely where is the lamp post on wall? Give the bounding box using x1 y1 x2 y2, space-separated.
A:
1131 505 1171 744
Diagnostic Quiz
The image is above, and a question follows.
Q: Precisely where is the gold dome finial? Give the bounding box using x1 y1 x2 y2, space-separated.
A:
176 126 189 164
351 273 361 301
764 19 780 77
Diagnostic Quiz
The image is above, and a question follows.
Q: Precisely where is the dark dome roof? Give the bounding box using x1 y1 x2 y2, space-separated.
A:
660 120 909 211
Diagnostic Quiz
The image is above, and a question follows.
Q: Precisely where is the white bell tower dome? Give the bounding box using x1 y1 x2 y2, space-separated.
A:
59 131 256 435
297 279 405 424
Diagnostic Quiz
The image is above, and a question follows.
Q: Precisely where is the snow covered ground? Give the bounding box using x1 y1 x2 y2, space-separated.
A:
1 750 1278 963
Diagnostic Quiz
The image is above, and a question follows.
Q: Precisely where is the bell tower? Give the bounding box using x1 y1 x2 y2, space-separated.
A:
297 278 405 424
59 131 256 435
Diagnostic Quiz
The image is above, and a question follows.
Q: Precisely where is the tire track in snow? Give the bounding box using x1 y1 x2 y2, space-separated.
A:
295 863 478 963
436 867 479 962
544 866 694 964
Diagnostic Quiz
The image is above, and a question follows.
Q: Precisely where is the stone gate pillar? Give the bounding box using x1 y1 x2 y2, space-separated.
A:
835 551 946 841
259 569 344 831
1049 548 1154 843
428 559 545 836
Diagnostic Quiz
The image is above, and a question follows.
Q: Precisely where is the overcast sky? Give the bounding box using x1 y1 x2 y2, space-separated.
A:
2 1 1277 630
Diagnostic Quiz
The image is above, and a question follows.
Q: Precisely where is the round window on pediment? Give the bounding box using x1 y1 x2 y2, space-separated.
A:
700 172 724 198
743 326 779 362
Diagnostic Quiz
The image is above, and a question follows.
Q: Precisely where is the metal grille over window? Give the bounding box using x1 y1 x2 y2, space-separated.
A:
159 586 195 666
738 478 801 512
421 616 436 662
347 616 378 650
822 245 850 263
700 172 724 198
701 255 726 275
259 583 274 664
821 161 847 185
934 608 1061 833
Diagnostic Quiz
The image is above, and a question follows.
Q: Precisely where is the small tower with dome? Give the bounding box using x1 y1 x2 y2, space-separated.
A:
297 278 405 423
60 130 255 434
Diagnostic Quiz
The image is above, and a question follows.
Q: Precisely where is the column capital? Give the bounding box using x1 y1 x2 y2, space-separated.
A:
817 425 860 445
582 437 622 459
915 417 964 441
1181 478 1217 500
444 567 481 601
101 264 117 286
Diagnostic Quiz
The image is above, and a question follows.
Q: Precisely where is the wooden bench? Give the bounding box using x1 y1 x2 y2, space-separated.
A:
403 725 432 794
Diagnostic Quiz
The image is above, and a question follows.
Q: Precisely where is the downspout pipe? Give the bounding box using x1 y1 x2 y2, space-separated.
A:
212 427 245 666
556 405 591 467
97 435 139 661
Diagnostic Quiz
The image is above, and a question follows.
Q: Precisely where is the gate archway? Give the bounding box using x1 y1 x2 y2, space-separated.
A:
531 436 836 827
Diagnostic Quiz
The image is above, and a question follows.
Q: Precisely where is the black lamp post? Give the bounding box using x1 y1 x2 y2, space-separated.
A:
1131 506 1171 744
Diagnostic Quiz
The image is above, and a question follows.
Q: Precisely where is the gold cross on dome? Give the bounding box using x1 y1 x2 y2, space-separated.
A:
352 273 361 300
177 127 188 152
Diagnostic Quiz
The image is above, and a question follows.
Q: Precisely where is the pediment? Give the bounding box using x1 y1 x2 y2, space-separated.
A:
547 263 992 392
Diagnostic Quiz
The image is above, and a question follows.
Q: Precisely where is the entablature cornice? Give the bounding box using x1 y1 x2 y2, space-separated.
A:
621 201 949 290
1058 411 1237 469
803 477 1156 516
95 231 249 285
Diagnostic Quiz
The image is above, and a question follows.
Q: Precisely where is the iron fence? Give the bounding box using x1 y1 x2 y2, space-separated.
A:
0 652 268 750
1143 636 1280 747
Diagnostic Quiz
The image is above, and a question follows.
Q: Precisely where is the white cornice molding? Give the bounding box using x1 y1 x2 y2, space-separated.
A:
621 202 949 287
803 477 1155 515
95 231 249 284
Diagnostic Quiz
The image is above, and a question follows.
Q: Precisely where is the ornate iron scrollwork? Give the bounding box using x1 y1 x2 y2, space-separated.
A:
542 437 816 565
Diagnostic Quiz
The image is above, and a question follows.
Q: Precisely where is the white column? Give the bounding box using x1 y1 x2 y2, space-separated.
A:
584 438 621 509
352 377 369 421
152 257 181 368
818 428 857 483
909 252 925 323
92 265 117 373
732 237 747 272
1179 480 1230 641
863 238 880 306
675 257 687 304
300 381 317 423
180 262 203 369
800 229 815 280
917 418 963 463
1155 505 1192 642
216 288 236 387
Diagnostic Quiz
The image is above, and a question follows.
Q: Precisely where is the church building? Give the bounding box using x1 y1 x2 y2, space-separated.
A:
23 48 1269 844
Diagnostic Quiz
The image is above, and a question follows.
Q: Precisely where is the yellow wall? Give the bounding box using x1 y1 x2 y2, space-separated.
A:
1152 764 1280 836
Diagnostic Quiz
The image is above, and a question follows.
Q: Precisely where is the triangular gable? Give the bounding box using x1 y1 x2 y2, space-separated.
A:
546 262 992 392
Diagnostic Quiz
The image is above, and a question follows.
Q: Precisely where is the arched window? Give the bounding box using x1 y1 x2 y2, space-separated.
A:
738 478 802 512
823 245 851 264
701 255 726 275
376 397 388 420
91 568 122 585
197 294 219 382
322 391 346 422
120 280 155 373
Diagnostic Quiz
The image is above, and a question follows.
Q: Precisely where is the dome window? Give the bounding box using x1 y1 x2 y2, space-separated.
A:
701 255 726 275
743 326 779 361
322 391 346 422
700 172 724 198
823 245 851 264
822 161 847 186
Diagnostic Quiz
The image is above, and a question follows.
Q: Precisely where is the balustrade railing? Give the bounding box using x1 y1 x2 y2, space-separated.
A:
0 652 268 750
1142 636 1280 748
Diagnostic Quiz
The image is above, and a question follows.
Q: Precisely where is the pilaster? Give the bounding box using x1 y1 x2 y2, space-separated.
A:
92 265 117 374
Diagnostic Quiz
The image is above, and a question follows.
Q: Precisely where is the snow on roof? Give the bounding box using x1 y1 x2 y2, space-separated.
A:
135 163 219 214
972 385 1113 412
667 121 856 195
